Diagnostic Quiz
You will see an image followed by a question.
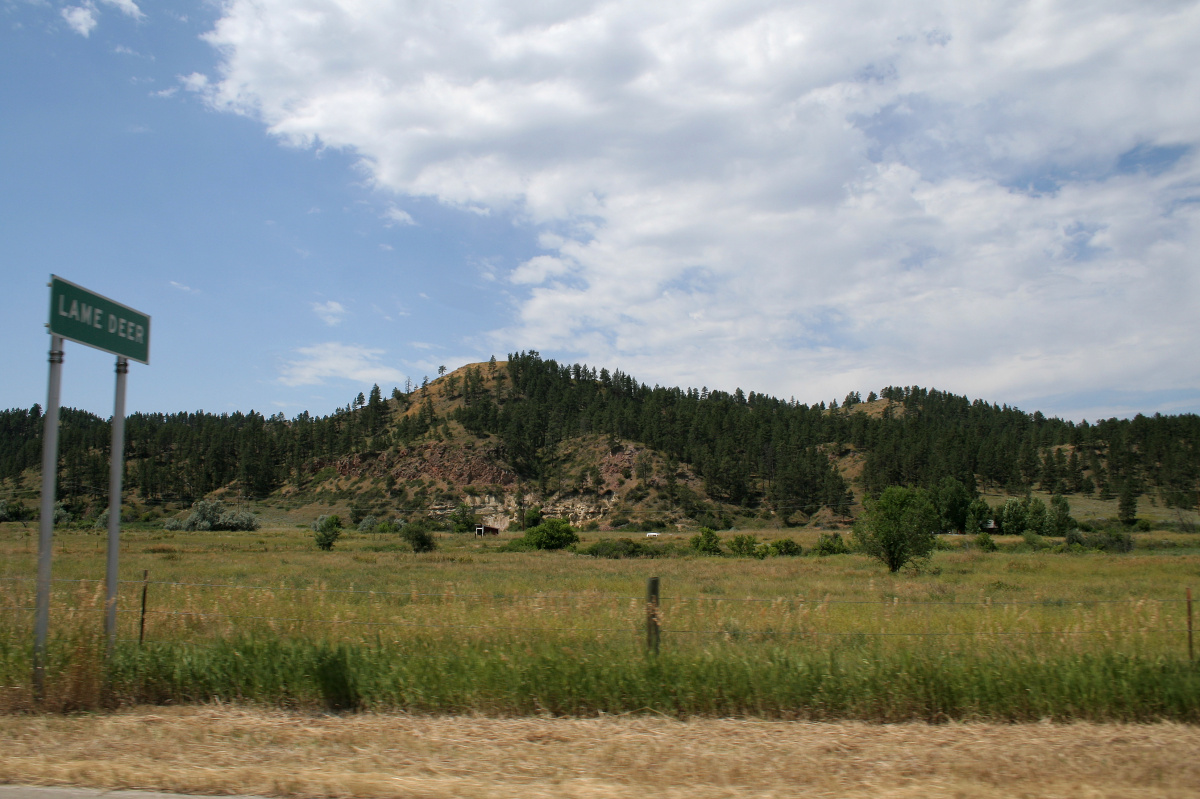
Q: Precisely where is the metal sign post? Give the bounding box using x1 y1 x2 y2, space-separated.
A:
34 277 150 697
32 336 64 701
105 357 129 649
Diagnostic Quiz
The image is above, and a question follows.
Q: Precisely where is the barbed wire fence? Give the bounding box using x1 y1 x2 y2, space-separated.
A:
1 575 1194 661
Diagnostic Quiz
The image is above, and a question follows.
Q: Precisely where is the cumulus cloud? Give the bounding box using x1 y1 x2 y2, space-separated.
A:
278 342 408 387
61 4 97 36
311 300 347 326
202 0 1200 415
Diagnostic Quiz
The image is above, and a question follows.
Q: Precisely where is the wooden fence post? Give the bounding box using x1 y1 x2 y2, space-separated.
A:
139 570 149 645
1188 587 1194 663
646 577 660 656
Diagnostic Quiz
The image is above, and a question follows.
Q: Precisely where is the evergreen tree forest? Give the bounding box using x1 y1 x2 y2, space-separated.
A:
1 352 1198 517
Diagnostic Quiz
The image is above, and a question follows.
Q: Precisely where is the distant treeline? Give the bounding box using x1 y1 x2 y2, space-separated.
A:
1 352 1197 513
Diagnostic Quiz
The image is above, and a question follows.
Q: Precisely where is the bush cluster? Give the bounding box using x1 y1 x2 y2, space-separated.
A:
0 499 28 523
580 537 660 559
685 528 803 558
164 500 259 532
1065 527 1134 553
813 532 852 556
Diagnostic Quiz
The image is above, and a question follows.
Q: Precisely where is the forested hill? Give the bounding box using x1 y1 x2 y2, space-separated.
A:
1 352 1198 519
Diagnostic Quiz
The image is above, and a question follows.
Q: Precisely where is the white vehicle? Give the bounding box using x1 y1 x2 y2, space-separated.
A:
645 532 660 538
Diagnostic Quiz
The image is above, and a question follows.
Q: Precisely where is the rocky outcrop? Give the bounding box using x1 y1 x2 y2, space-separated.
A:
319 443 518 487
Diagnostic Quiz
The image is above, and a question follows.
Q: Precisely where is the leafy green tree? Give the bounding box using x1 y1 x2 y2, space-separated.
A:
451 502 479 533
1049 494 1073 536
854 486 939 572
523 505 544 529
934 476 972 532
522 518 578 550
964 498 991 535
1026 498 1050 537
1001 498 1028 537
314 514 343 551
401 518 438 552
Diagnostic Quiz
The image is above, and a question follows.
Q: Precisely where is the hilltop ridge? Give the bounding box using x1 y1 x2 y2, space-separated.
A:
1 352 1198 531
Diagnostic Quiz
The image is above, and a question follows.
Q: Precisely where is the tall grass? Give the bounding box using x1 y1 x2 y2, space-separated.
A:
2 524 1198 719
3 633 1197 721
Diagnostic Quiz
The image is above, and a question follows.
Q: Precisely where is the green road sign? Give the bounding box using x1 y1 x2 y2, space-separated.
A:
48 275 151 364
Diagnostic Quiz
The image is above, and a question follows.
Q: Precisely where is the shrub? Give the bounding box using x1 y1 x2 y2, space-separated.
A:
0 499 29 522
1093 528 1134 553
401 518 438 553
814 532 851 556
163 518 182 531
522 518 579 550
357 515 378 532
314 514 343 551
974 531 999 552
727 533 762 558
53 501 72 526
768 538 803 557
688 527 723 555
581 538 655 559
217 509 260 531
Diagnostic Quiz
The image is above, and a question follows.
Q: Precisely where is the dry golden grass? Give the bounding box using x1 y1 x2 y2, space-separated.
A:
1 707 1199 799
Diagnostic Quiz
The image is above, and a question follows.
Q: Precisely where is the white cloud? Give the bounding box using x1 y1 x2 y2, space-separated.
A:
311 300 347 326
61 4 97 37
384 206 416 226
169 280 198 293
203 0 1200 416
99 0 143 20
179 72 212 95
278 342 408 387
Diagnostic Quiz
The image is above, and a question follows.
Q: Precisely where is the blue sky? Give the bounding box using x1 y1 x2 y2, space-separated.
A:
3 0 1199 422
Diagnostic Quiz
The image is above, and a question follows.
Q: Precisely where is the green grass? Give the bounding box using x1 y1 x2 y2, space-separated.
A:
2 521 1198 719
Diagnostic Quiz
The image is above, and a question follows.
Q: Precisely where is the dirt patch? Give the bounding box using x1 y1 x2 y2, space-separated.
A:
2 707 1198 798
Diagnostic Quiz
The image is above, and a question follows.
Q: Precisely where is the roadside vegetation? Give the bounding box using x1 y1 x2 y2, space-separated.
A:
2 519 1197 720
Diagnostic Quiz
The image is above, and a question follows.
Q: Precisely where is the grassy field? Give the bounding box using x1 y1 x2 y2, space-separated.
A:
2 521 1198 720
